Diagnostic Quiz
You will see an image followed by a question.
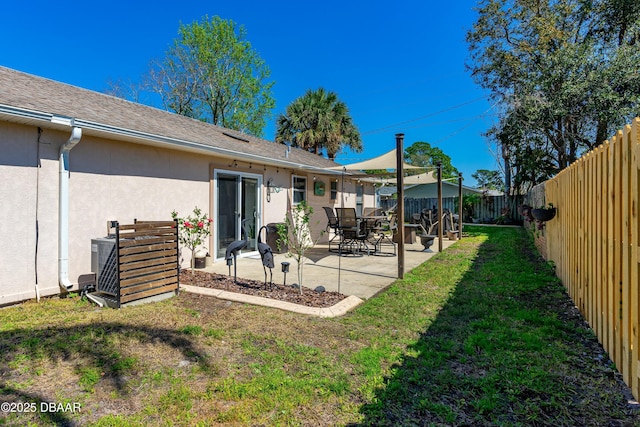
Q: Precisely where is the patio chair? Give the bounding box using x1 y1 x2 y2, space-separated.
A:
323 207 342 252
335 207 370 255
373 213 398 256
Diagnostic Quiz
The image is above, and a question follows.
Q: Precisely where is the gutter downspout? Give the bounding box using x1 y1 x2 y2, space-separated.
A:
59 126 82 290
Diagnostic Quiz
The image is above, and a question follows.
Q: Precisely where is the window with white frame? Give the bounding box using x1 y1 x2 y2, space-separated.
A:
330 180 338 201
292 175 307 204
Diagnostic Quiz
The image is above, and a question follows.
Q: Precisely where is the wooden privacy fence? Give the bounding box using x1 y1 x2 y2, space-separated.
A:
544 118 639 399
94 220 179 308
381 195 524 224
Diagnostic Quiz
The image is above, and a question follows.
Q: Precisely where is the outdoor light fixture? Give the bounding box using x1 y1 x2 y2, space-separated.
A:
281 262 290 286
266 178 281 203
226 257 234 280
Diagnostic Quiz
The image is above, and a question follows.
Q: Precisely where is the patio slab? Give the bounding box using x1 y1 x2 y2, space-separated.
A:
191 237 457 301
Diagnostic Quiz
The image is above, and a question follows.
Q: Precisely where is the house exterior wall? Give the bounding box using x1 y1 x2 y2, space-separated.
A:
0 121 363 305
69 134 212 284
0 122 53 304
259 172 375 244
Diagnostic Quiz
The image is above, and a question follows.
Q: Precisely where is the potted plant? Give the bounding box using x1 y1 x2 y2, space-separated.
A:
455 194 481 222
171 206 213 271
531 203 556 222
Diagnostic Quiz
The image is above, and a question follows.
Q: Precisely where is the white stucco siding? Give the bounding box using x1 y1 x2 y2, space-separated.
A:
0 123 39 303
1 124 216 305
0 121 366 305
261 167 290 228
68 137 212 283
279 174 376 244
0 124 66 304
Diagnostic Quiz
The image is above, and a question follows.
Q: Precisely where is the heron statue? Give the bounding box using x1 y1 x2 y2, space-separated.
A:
224 218 250 285
257 225 275 288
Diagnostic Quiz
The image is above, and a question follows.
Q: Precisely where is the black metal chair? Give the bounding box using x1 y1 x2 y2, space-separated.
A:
373 213 398 256
323 207 342 252
335 207 369 255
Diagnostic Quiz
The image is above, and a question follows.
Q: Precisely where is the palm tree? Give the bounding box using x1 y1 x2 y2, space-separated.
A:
275 88 363 160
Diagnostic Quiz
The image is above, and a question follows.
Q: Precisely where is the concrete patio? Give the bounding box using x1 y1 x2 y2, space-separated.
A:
197 237 458 300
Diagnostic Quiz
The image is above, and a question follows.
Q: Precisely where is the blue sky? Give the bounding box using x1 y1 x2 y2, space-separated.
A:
1 1 499 186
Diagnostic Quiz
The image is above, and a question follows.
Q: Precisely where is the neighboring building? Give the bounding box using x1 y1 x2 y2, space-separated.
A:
0 66 374 306
404 182 488 198
378 182 488 201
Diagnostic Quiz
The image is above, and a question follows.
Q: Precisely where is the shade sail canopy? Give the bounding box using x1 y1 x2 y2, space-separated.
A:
329 149 421 172
388 170 438 185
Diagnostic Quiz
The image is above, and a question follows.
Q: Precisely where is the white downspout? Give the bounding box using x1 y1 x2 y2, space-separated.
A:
59 126 82 290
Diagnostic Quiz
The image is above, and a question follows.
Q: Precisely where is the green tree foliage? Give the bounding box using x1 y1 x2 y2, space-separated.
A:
467 0 640 191
275 201 319 293
146 15 275 137
275 88 363 159
471 169 504 190
404 141 459 179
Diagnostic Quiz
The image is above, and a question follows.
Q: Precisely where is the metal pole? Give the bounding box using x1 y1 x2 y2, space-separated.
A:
437 162 443 252
458 172 463 240
338 167 345 293
115 221 121 308
396 133 405 279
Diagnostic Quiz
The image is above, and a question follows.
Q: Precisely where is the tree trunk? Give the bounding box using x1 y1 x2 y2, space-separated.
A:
595 119 609 147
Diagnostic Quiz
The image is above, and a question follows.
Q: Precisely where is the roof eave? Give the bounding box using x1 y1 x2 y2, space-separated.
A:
0 103 343 175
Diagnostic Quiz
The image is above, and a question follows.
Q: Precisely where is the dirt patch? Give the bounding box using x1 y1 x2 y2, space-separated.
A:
179 269 348 308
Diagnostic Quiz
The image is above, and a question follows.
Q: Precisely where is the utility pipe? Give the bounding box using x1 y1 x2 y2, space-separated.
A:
58 126 82 290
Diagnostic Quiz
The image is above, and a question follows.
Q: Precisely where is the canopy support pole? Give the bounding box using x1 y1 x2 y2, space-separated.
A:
458 172 463 239
396 133 405 279
437 161 443 252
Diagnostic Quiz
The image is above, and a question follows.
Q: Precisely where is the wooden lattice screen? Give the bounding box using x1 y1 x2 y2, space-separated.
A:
111 220 179 307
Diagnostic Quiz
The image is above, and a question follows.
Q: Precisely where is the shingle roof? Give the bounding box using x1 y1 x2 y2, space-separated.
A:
0 66 341 171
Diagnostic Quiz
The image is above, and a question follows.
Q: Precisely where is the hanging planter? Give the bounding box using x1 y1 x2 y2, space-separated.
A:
531 204 556 222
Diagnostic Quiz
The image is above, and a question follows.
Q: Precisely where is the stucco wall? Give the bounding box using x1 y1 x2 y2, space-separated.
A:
258 171 375 244
69 135 212 286
0 122 367 305
0 123 44 304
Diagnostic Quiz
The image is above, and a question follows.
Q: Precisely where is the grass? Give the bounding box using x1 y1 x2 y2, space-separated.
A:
0 225 638 426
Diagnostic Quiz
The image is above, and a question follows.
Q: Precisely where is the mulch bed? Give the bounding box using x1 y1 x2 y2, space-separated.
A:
179 269 348 308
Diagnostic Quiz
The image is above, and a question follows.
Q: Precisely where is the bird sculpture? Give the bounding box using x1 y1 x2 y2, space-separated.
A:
257 225 275 288
224 218 250 285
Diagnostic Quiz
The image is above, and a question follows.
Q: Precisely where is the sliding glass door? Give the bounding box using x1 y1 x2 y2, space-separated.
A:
214 170 261 260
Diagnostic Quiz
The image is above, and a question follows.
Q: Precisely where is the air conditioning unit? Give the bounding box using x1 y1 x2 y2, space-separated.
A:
91 237 118 296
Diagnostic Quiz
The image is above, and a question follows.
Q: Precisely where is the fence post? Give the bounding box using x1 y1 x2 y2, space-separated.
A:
114 221 121 309
175 218 180 295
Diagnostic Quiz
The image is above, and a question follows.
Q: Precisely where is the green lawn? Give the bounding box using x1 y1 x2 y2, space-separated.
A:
1 226 637 426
